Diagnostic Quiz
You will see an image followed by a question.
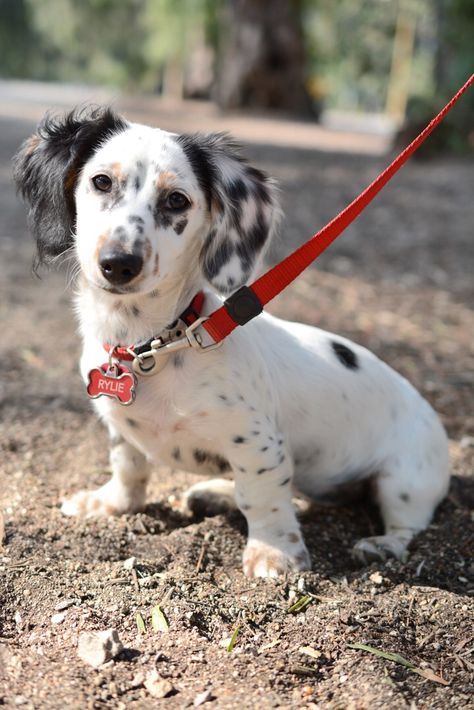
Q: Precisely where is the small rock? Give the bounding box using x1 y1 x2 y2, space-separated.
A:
369 571 383 585
13 696 27 706
460 436 474 449
123 557 137 570
144 671 174 699
130 672 145 688
77 628 123 668
55 598 80 612
194 688 214 707
51 612 66 625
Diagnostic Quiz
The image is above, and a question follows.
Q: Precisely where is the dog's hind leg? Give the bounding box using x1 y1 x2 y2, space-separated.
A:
61 426 151 517
184 479 237 517
353 421 450 563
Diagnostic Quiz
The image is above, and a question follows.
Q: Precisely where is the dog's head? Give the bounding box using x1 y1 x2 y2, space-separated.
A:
14 107 280 296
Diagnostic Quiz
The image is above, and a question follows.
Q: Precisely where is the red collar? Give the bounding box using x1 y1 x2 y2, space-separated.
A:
104 291 205 362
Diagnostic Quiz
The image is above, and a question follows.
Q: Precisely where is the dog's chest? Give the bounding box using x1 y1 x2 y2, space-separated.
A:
92 360 229 466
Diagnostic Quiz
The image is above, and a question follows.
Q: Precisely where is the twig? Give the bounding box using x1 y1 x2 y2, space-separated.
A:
131 568 140 593
195 540 206 573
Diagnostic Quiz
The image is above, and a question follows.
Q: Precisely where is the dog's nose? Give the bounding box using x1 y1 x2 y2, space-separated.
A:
98 248 143 285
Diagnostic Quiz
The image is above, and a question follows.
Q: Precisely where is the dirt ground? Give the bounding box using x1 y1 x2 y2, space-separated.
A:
0 86 473 709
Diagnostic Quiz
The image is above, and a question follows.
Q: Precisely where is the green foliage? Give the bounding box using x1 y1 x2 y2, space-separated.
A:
0 0 40 78
404 0 474 153
24 0 150 87
304 0 437 112
0 0 211 89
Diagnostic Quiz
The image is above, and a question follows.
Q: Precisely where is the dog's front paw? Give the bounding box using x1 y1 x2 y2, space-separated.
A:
243 539 311 578
61 482 145 518
61 490 119 517
353 535 409 564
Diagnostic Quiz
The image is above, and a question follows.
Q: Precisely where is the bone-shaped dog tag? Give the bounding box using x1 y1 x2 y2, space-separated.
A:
87 363 137 406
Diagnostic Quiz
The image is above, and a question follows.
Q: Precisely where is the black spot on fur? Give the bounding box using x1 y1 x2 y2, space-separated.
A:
226 177 249 203
13 107 128 269
172 446 181 462
214 455 232 473
128 215 144 225
110 434 124 448
131 305 140 317
134 176 141 191
113 226 128 243
173 352 184 368
174 217 188 235
194 449 208 465
153 202 173 230
192 448 231 473
202 237 235 281
400 492 410 502
332 341 359 370
279 477 291 486
126 418 139 428
233 436 246 444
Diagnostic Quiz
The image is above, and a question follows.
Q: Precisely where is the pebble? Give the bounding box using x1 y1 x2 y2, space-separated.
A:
123 557 137 570
77 628 123 668
194 688 214 707
369 571 383 585
51 612 66 625
55 598 80 611
144 671 174 699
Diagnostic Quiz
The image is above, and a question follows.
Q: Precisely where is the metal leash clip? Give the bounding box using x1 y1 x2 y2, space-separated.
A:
131 317 222 377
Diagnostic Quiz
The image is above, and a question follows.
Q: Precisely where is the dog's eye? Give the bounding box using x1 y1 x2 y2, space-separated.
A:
92 174 112 192
167 191 190 210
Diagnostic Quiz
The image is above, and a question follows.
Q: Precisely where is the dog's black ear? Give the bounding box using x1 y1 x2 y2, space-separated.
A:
176 133 281 294
13 107 128 269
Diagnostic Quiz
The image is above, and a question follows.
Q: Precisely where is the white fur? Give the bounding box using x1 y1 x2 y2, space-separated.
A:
52 122 449 577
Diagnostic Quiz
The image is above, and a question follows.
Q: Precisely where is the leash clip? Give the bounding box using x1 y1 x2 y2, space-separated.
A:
132 317 221 376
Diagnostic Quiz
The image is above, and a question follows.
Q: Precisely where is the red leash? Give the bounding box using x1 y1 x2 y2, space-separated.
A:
202 74 474 345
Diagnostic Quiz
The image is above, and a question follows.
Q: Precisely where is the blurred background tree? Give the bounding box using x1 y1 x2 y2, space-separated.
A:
0 0 472 149
214 0 314 115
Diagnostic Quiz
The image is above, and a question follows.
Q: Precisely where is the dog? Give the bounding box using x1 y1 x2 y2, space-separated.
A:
13 107 450 578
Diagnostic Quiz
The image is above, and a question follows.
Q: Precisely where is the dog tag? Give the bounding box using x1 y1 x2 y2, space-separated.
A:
87 363 137 406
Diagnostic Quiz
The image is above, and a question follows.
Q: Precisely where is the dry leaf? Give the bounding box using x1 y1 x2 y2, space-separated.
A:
151 605 169 633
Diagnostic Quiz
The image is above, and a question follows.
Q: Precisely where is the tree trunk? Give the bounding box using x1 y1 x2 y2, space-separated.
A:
215 0 315 116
